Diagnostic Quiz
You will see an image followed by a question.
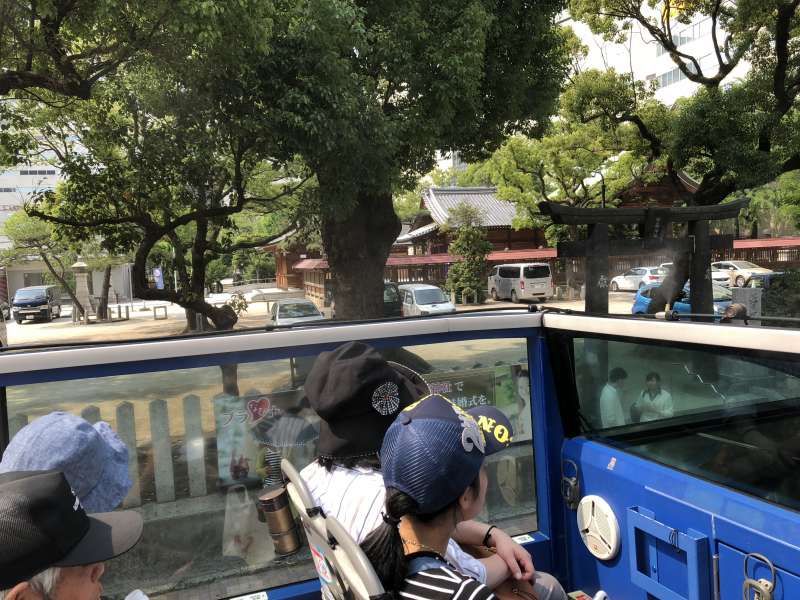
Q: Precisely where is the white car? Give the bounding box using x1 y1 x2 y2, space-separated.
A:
399 284 456 317
610 266 666 292
267 299 326 326
711 260 773 287
660 262 730 286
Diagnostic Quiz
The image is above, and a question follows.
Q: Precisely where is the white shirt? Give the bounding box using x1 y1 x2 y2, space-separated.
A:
599 383 626 428
634 389 674 422
300 461 487 583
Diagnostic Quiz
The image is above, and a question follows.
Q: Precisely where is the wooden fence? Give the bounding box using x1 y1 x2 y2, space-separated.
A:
8 395 210 508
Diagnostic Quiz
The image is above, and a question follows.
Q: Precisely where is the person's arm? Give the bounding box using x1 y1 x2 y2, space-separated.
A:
453 521 535 582
659 391 674 418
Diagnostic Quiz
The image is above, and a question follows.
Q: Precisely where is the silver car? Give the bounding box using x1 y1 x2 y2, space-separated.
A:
711 260 773 287
267 299 326 327
399 284 456 316
610 266 666 292
660 262 730 286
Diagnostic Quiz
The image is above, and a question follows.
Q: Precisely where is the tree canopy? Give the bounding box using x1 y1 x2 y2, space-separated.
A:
248 0 570 318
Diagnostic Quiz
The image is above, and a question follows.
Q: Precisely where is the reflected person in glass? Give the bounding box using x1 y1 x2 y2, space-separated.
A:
631 372 674 423
599 368 628 428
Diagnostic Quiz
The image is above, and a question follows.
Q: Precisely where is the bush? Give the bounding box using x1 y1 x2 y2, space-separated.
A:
763 269 800 322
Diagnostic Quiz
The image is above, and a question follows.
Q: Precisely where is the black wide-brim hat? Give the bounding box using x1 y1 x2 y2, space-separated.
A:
304 341 430 459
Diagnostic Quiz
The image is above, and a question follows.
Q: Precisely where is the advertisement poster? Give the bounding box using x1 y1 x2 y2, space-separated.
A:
426 363 532 443
213 390 319 488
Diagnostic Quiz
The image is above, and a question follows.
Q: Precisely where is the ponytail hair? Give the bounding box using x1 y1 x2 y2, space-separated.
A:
361 488 418 593
361 474 483 594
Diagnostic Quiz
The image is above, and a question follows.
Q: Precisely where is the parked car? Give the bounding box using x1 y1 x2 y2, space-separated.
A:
267 299 326 327
11 285 62 323
711 260 773 287
488 263 554 303
659 262 730 286
329 281 403 319
610 266 666 292
399 284 456 317
632 283 732 317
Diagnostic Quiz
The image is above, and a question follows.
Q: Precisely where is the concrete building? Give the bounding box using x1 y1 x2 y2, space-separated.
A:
0 165 134 303
0 166 61 249
565 12 750 106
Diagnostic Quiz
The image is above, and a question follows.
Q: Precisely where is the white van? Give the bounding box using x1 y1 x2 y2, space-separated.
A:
398 284 456 317
488 263 554 303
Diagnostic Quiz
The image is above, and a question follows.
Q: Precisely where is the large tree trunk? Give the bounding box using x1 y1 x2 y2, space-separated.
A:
320 189 400 320
98 265 112 320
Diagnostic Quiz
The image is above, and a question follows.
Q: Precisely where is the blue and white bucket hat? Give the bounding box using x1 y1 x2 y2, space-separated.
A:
0 411 132 512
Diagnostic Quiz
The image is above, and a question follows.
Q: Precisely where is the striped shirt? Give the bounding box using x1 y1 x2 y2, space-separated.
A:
299 461 487 583
401 564 496 600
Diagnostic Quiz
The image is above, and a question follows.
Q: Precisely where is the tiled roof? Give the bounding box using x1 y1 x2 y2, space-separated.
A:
733 236 800 249
396 222 439 243
425 187 516 227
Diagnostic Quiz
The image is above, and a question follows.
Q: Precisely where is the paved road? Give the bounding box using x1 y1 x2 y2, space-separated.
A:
3 292 640 346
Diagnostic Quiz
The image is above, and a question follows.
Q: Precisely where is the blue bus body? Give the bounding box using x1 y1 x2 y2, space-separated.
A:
0 311 797 599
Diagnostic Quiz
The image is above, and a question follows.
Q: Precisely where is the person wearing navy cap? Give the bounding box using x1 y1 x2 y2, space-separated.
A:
362 394 566 600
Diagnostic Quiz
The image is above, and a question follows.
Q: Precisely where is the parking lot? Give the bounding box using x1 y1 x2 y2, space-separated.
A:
3 292 637 346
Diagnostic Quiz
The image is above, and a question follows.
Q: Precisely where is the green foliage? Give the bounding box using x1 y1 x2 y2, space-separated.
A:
725 170 800 236
206 258 230 285
763 270 800 321
226 293 249 317
444 203 492 301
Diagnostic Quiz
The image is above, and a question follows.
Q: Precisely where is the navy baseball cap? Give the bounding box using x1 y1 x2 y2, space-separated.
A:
381 394 513 514
0 412 132 512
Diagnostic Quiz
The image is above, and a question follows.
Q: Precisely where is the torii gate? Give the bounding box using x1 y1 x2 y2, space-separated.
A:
538 199 749 317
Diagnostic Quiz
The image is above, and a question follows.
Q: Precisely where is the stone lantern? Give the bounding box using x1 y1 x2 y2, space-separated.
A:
71 260 93 323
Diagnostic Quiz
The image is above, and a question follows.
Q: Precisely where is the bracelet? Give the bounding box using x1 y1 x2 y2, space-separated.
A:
482 525 497 548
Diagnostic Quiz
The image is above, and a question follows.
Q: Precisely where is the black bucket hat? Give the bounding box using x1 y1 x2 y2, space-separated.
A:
304 341 430 459
0 470 143 589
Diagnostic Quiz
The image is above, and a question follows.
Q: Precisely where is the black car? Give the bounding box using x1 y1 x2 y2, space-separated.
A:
12 285 62 323
328 281 403 319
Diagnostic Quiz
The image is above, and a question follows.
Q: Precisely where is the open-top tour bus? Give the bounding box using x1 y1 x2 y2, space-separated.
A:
1 310 798 600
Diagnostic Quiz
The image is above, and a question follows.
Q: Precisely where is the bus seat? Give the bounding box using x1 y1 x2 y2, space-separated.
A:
324 514 386 600
281 458 342 599
281 458 327 540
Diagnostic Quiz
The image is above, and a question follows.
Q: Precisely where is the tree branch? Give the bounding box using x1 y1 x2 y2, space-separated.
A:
204 223 298 254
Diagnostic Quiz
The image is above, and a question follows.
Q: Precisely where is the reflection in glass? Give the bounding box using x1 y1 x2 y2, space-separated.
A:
573 338 800 511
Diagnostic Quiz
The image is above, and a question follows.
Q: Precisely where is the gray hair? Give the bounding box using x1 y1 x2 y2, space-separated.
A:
0 567 61 599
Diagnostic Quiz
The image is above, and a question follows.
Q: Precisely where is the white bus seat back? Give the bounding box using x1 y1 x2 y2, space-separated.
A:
325 514 386 600
281 459 328 539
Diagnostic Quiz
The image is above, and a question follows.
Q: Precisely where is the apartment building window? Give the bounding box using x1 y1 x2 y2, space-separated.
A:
0 188 17 193
658 64 691 87
18 169 56 176
656 18 712 56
